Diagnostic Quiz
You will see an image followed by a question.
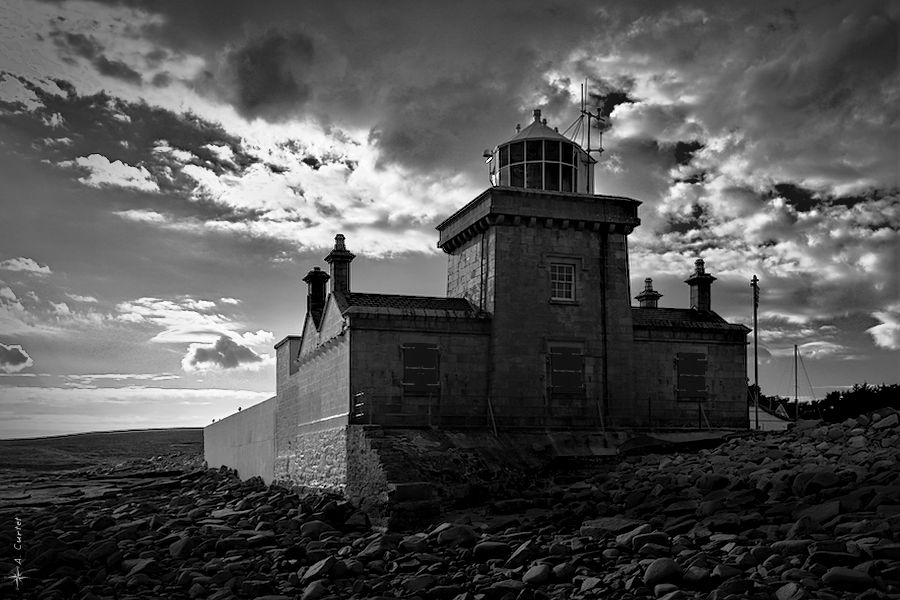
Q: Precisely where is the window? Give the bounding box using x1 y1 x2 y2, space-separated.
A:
550 263 576 301
494 140 579 192
510 164 525 187
548 345 585 399
401 343 439 394
676 352 707 400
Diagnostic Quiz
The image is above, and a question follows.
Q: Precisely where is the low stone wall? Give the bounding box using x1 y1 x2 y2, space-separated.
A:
224 418 743 527
273 416 349 493
204 397 276 483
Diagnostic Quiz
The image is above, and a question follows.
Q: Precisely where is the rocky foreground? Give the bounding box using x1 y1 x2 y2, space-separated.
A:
4 409 900 600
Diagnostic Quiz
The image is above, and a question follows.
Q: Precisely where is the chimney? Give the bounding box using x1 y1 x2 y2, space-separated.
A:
324 233 355 294
635 277 662 308
685 258 716 311
302 267 329 326
533 108 541 122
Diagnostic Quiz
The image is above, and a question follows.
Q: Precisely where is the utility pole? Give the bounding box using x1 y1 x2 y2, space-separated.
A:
794 344 799 422
751 275 760 431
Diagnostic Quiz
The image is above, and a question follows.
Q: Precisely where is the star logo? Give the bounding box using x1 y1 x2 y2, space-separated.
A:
6 567 27 590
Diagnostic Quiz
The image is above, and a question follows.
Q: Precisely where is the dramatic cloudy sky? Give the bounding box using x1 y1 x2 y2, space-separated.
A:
0 0 897 438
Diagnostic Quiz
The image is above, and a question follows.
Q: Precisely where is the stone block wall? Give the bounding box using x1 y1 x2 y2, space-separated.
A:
274 419 348 492
446 231 496 313
272 423 392 518
349 320 491 427
486 224 635 424
631 332 748 429
277 333 349 427
274 332 350 482
345 425 391 519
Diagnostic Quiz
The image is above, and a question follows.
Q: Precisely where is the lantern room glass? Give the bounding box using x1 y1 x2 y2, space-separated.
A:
495 140 578 193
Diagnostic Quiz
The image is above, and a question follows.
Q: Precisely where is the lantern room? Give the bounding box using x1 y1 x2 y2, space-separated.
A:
488 109 597 194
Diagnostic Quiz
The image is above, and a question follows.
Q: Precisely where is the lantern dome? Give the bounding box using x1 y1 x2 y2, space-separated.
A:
488 109 597 194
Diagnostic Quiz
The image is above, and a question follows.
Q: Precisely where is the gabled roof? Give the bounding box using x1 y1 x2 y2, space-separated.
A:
333 292 484 318
631 307 749 331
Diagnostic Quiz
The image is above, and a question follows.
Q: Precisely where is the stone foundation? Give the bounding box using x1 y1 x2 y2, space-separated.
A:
274 425 347 493
273 424 743 527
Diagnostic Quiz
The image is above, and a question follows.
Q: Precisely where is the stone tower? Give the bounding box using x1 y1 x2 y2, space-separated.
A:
436 109 641 424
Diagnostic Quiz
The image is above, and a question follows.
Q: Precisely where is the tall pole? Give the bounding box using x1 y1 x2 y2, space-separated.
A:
794 344 799 421
751 275 760 430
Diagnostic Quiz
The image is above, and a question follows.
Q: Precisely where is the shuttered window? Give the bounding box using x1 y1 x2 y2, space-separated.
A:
676 352 707 400
401 343 439 394
549 346 585 399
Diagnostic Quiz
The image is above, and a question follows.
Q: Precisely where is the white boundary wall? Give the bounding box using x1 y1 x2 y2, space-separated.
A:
204 397 276 483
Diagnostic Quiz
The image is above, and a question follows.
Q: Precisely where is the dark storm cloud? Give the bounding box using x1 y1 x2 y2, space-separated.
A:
183 335 262 370
0 342 33 374
1 81 249 184
93 56 142 85
118 0 605 173
674 141 703 167
51 31 142 84
585 77 637 118
54 32 101 60
223 29 315 119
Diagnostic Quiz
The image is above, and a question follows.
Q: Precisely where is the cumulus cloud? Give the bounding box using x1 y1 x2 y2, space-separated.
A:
867 305 900 350
60 154 159 192
0 257 52 275
115 296 233 343
50 301 71 316
114 296 274 373
0 342 33 373
181 334 269 372
65 293 98 303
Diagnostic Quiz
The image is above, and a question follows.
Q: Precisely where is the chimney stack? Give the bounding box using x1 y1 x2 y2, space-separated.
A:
302 266 329 326
685 258 716 311
324 233 355 294
635 277 662 308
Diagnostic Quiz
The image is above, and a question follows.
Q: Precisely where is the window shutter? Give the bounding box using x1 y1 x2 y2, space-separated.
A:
401 343 440 393
676 352 707 399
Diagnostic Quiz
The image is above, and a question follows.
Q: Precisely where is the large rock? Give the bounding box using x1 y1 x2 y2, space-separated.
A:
435 523 477 546
643 557 682 587
581 516 643 537
872 413 898 429
792 469 840 496
821 566 875 590
523 563 551 585
300 556 336 585
473 540 511 561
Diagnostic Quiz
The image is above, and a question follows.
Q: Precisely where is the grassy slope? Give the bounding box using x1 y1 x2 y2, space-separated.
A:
0 428 203 471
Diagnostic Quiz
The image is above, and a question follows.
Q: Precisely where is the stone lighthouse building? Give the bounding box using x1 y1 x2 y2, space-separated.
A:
437 109 642 427
205 109 750 512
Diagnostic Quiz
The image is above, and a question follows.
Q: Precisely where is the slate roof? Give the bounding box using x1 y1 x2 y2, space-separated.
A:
334 292 483 318
631 307 749 331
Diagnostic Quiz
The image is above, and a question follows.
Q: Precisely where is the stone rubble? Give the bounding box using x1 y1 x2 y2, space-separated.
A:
2 407 899 599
